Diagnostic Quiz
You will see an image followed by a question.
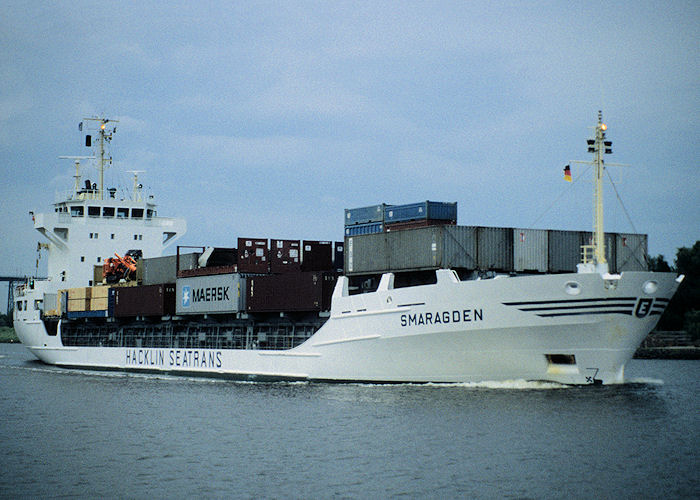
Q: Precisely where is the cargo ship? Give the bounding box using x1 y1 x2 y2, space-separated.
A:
13 113 684 384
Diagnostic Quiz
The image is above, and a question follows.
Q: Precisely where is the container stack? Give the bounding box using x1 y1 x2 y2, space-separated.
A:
344 201 457 236
345 225 648 276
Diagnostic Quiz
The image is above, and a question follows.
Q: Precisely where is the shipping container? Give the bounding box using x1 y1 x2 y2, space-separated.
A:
513 229 548 272
579 232 618 273
301 240 333 271
89 285 111 312
113 284 175 317
548 230 581 273
66 286 91 312
142 253 199 285
477 226 514 271
385 219 455 232
344 222 384 236
616 233 648 271
270 239 301 273
246 271 336 312
384 201 457 224
176 273 245 315
334 241 344 272
237 238 268 273
66 310 109 319
344 204 389 226
345 225 477 275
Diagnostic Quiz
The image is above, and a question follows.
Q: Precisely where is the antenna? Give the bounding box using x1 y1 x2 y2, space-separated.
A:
126 170 146 201
82 117 119 200
59 156 96 196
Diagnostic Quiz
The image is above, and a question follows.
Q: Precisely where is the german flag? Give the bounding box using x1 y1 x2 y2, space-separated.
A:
563 164 572 182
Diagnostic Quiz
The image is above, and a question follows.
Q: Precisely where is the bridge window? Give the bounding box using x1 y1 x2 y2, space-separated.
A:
102 207 115 217
117 208 129 219
70 206 84 217
131 208 144 218
88 206 100 217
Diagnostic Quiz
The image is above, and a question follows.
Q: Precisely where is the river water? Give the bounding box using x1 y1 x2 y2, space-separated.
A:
0 343 697 499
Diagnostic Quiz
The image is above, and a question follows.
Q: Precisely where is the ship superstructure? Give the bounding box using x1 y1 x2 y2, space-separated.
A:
31 118 185 291
13 114 683 385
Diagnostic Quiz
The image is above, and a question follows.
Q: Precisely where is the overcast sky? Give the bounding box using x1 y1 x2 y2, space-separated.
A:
1 1 698 305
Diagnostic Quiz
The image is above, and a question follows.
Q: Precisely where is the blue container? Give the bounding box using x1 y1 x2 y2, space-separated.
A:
345 222 384 236
344 204 389 226
66 310 109 319
384 201 457 224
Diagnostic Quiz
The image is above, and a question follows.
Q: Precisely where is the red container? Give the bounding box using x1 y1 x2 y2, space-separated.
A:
385 219 456 232
301 240 333 271
270 239 301 273
237 237 269 273
113 284 175 317
246 271 337 312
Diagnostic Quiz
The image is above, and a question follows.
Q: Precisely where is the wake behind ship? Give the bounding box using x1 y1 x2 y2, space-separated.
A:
13 114 684 384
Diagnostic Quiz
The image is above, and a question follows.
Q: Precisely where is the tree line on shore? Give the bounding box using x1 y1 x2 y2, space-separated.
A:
648 241 700 341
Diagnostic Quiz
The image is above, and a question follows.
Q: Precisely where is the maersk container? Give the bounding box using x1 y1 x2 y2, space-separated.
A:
345 225 477 275
548 230 581 272
176 273 245 315
384 201 457 224
270 239 301 273
246 271 336 312
344 222 384 236
142 253 199 285
579 232 618 273
477 226 513 271
344 204 389 226
301 240 333 271
238 237 269 273
513 229 548 272
616 233 648 271
113 284 175 317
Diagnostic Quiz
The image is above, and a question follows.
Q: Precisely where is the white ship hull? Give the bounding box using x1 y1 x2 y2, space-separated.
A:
14 269 681 385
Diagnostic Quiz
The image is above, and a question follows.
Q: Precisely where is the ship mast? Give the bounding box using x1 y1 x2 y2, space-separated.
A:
591 110 611 267
572 111 615 274
82 117 119 200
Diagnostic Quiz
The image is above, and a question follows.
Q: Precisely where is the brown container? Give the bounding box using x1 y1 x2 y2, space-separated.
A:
246 271 337 312
385 219 456 232
237 238 269 273
179 265 238 277
113 283 176 317
301 240 333 271
270 239 301 273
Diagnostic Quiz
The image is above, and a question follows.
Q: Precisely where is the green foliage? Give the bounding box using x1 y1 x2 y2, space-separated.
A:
648 254 672 272
0 313 11 327
656 241 700 331
0 327 18 343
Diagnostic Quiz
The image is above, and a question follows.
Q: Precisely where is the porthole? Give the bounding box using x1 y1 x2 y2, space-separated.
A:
642 280 658 295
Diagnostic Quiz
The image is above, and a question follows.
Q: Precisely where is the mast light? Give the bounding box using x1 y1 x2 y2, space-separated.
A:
601 123 607 131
